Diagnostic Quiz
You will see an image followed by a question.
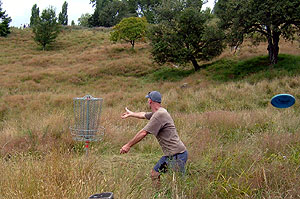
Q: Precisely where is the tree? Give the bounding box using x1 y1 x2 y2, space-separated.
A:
30 4 40 27
140 0 162 23
89 0 133 27
124 0 162 23
0 0 12 37
215 0 300 65
90 0 163 24
110 17 148 49
148 0 225 71
58 1 68 25
78 13 91 27
32 7 61 50
88 0 163 26
71 20 75 26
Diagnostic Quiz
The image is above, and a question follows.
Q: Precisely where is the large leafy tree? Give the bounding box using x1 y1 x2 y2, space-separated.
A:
126 0 162 23
215 0 300 65
0 0 12 37
148 0 225 71
89 0 131 27
88 0 162 27
30 4 40 27
140 0 162 23
58 1 68 25
32 7 61 50
110 17 148 49
78 13 91 27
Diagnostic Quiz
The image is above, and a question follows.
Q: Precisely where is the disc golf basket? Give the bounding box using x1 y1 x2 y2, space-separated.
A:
70 95 105 156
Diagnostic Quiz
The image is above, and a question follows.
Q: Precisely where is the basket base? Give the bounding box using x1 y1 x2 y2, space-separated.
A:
89 192 114 199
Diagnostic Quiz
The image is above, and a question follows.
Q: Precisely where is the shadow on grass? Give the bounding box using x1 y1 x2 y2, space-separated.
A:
203 54 300 82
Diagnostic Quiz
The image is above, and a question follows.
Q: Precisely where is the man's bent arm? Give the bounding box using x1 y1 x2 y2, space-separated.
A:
129 112 146 119
128 130 148 147
120 130 148 154
121 107 146 119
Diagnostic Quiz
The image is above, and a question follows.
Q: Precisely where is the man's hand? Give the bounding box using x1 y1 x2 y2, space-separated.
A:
120 144 130 154
121 107 133 119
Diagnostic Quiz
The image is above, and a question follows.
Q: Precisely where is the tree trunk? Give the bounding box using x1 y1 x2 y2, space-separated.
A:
191 57 201 71
130 40 135 49
267 31 280 65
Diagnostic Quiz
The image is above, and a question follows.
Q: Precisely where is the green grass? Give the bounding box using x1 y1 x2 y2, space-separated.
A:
204 54 300 82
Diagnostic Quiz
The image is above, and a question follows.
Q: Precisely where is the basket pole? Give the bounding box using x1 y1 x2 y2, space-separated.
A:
85 140 90 156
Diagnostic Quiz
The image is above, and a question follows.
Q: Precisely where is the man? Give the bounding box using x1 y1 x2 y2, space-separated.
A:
120 91 188 187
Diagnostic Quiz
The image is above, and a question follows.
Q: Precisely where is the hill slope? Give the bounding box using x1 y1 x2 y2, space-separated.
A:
1 28 300 198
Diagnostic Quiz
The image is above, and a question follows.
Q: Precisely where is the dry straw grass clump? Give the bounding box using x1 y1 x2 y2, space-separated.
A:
1 28 300 198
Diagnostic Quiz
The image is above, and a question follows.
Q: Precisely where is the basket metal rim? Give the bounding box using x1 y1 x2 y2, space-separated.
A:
73 95 103 101
70 126 105 141
72 136 103 142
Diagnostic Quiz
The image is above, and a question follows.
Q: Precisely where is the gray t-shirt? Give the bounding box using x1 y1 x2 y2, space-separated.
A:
143 107 186 156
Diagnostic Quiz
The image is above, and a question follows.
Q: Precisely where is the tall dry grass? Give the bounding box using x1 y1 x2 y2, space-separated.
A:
0 27 300 198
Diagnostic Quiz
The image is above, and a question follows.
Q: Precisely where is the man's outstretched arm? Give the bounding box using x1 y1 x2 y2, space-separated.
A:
120 130 148 154
121 107 146 119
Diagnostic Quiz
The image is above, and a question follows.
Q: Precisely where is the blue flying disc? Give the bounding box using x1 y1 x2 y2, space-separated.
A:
271 94 295 108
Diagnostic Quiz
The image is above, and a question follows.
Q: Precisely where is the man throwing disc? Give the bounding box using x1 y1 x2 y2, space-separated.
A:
120 91 188 187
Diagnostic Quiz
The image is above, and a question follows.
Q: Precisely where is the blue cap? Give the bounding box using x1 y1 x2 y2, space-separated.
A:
146 91 162 103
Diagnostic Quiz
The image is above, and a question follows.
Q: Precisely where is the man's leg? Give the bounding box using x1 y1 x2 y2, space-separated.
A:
151 156 168 188
176 150 188 174
169 151 188 174
151 169 161 188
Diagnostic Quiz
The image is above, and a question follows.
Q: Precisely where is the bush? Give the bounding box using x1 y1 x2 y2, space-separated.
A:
110 17 148 49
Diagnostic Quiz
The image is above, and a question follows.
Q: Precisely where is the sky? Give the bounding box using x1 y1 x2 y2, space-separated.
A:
202 0 215 11
1 0 94 27
1 0 215 28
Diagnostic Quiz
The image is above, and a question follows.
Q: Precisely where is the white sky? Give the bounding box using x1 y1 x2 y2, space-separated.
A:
2 0 94 27
202 0 215 11
1 0 215 27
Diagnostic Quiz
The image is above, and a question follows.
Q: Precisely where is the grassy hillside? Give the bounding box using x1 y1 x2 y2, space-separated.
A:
1 27 300 199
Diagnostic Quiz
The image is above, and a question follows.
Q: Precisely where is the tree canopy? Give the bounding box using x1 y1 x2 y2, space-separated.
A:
32 7 61 50
88 0 163 27
134 0 162 23
89 0 131 27
58 1 68 25
78 13 91 27
0 0 12 37
30 4 40 27
148 0 225 71
110 17 148 49
215 0 300 65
